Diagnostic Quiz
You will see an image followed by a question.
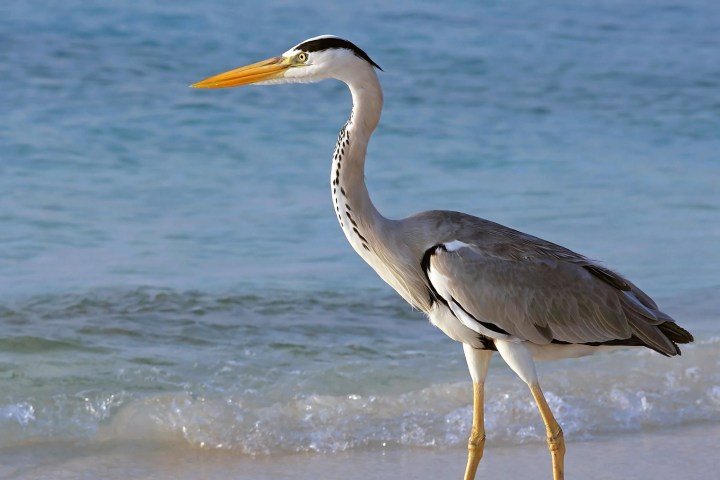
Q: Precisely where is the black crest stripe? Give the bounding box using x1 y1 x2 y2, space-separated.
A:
296 37 383 71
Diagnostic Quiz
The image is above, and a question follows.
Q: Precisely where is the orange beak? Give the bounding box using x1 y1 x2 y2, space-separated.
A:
191 56 290 89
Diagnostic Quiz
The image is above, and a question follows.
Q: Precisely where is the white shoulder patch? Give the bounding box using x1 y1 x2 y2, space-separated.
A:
443 240 470 252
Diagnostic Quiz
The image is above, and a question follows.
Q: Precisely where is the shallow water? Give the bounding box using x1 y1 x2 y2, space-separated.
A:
1 288 718 454
1 0 719 460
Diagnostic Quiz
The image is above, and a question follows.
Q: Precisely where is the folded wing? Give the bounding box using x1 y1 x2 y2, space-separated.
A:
425 241 688 356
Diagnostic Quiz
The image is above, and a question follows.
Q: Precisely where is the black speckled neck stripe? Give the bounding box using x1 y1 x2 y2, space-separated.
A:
296 37 382 71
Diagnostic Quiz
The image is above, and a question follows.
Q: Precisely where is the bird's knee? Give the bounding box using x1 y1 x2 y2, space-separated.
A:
546 426 565 455
468 428 486 452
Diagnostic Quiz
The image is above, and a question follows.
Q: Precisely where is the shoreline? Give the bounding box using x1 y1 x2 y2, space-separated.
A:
1 422 717 479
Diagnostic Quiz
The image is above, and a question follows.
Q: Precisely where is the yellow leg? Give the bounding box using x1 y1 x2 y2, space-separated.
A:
530 383 565 480
463 382 485 480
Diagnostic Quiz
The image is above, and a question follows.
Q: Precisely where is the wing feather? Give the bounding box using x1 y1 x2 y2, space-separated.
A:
409 211 690 356
427 243 637 346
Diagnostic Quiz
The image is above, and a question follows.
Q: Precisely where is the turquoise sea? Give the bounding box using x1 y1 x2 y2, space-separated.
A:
1 1 719 478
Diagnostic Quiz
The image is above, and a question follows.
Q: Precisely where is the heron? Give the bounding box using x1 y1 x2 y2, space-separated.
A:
192 35 693 480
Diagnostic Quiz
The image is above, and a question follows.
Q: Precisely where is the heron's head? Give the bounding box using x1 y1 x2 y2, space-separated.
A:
192 35 382 89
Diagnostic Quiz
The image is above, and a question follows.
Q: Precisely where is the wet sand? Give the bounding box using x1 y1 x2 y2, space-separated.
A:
1 423 717 479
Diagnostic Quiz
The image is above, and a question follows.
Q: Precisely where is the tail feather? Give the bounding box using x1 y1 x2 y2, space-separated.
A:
618 281 693 356
658 321 694 345
627 312 679 356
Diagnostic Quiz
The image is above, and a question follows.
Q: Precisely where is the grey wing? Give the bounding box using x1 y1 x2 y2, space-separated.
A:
425 241 680 355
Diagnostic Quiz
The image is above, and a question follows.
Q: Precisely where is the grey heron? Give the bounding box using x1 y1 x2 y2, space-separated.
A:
192 35 693 480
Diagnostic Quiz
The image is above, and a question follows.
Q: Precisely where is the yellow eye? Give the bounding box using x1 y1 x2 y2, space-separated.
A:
296 52 308 63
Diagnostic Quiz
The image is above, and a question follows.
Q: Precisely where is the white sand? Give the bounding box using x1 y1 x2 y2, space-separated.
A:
1 423 717 479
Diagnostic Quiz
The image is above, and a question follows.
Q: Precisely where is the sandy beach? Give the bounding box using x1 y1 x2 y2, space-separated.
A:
1 422 717 479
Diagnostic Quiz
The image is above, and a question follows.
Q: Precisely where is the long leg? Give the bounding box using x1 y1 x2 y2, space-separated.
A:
464 381 485 480
463 345 492 480
530 383 565 480
494 340 565 480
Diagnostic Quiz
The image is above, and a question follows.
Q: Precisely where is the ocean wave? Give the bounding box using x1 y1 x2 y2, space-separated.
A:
0 286 416 323
1 338 718 454
1 287 716 454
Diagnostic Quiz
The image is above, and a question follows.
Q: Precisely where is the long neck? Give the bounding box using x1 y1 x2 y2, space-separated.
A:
331 69 386 260
330 69 429 311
